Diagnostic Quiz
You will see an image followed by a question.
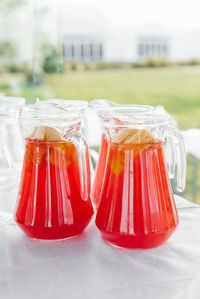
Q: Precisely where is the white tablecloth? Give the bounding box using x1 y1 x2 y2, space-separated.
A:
0 195 200 299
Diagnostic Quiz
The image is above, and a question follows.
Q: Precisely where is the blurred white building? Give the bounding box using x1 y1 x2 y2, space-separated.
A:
62 14 200 63
63 24 200 63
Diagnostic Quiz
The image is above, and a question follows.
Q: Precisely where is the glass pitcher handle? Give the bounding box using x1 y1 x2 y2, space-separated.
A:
66 131 90 200
166 126 186 192
165 135 176 179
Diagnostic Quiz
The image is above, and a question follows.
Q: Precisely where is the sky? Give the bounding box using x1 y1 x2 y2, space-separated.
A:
2 0 199 62
50 0 200 31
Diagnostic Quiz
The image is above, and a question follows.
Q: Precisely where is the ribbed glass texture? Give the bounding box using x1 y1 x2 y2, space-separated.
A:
91 134 108 208
15 139 93 240
96 141 179 249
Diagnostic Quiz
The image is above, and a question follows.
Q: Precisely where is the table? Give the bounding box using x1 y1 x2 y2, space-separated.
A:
1 195 200 299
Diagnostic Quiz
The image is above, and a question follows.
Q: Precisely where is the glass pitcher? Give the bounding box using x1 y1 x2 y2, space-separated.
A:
15 105 94 240
95 112 186 249
90 100 154 208
0 96 26 218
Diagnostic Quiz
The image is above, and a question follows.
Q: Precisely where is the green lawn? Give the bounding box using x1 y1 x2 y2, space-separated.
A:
1 66 200 129
1 66 200 203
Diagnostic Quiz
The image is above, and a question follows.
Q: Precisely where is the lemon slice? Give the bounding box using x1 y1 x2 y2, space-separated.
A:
44 126 62 141
112 128 137 143
112 128 155 144
30 126 62 141
125 129 155 144
30 126 45 140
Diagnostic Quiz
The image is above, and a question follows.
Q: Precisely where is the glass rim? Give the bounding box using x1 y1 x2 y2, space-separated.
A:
46 99 88 110
0 96 26 106
98 104 154 114
102 113 171 127
19 113 81 123
90 99 118 109
19 103 83 122
90 99 154 113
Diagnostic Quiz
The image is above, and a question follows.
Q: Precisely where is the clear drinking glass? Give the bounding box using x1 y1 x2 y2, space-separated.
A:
0 96 26 219
95 112 186 249
15 105 93 240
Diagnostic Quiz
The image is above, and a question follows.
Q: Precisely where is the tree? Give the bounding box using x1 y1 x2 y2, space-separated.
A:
42 45 64 73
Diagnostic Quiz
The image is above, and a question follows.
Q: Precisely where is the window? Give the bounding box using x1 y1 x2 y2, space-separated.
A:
137 36 169 60
63 36 104 62
151 44 155 53
145 44 150 56
138 44 144 56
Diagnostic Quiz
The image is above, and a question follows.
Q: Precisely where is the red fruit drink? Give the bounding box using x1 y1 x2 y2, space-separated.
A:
91 134 108 207
15 139 94 240
95 140 179 249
